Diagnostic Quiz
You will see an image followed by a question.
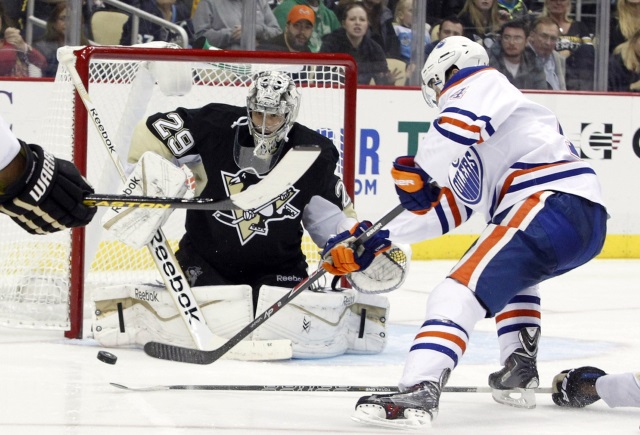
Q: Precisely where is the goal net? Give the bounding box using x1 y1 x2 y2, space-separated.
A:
0 44 357 338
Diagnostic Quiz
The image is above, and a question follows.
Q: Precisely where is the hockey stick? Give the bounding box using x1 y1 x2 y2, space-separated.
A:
143 204 407 364
109 382 552 394
82 147 319 210
59 48 292 360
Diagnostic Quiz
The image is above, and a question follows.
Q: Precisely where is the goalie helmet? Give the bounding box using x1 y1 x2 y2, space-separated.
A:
246 70 300 159
421 36 488 108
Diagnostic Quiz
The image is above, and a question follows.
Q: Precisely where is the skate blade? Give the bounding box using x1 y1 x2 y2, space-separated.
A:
351 406 432 431
491 388 536 409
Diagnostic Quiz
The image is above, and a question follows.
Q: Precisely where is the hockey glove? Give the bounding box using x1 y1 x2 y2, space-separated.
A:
0 142 96 234
552 366 606 408
321 221 391 276
391 156 441 215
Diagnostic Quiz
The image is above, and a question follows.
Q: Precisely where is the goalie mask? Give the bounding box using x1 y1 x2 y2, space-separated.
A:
247 71 300 157
421 36 488 108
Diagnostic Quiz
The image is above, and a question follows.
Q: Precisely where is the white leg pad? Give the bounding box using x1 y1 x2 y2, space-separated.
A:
346 291 390 355
92 283 254 348
252 286 389 359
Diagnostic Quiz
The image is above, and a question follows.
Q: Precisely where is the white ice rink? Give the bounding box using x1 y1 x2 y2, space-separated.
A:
1 259 639 434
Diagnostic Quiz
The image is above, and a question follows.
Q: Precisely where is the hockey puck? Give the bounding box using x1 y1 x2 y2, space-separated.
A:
97 350 118 365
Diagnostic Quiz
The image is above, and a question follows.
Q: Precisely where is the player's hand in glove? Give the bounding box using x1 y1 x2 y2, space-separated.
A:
321 221 391 275
0 142 96 234
391 156 441 215
551 366 606 408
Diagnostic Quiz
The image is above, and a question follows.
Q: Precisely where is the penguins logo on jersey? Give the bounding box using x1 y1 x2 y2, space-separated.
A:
449 147 483 205
213 168 300 245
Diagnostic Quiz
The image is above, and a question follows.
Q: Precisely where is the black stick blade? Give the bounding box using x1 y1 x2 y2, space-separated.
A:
144 342 215 365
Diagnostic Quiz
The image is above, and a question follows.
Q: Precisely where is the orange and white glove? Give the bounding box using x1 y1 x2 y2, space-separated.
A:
391 156 441 215
321 221 391 276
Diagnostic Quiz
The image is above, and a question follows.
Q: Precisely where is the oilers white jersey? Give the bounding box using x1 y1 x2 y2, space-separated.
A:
389 66 605 243
0 115 21 171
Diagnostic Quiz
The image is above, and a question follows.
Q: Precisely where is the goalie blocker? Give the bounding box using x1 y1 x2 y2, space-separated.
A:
93 283 389 359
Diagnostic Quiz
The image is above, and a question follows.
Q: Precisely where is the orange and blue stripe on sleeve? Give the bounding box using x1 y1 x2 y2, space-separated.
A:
433 187 471 234
433 107 495 146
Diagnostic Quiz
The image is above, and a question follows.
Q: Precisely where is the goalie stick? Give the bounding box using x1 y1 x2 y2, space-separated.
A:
83 146 320 210
143 203 407 365
59 47 292 360
109 382 552 394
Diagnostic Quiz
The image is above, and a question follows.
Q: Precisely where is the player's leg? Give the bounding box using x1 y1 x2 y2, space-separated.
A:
488 286 541 408
450 191 607 408
352 277 487 428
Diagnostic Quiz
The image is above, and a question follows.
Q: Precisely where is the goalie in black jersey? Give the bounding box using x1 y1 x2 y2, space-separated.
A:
95 70 408 359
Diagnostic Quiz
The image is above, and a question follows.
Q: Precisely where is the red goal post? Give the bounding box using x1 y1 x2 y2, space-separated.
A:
0 45 357 339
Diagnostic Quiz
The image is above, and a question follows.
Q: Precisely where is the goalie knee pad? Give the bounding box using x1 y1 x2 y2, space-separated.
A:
92 283 253 348
252 285 389 359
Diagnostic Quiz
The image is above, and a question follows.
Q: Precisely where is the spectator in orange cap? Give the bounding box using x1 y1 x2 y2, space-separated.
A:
273 1 341 52
262 4 315 52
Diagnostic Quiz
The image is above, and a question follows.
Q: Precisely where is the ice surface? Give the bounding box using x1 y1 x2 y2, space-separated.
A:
0 260 638 434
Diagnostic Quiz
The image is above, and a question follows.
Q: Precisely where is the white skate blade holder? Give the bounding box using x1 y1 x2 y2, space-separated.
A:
491 387 536 409
351 406 432 431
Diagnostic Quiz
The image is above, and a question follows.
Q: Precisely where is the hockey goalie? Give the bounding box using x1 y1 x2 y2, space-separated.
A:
93 70 410 359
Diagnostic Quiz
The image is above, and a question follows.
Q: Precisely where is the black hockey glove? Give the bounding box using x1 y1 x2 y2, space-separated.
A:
0 142 96 234
551 366 606 408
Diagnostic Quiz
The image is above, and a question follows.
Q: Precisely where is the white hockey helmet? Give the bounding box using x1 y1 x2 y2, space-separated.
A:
421 36 489 108
246 70 300 159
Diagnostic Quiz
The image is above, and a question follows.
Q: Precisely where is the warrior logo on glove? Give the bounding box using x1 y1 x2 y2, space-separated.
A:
0 142 96 234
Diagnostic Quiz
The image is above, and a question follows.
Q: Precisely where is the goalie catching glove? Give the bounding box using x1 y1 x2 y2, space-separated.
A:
0 142 96 234
102 151 188 249
391 156 441 215
321 221 392 276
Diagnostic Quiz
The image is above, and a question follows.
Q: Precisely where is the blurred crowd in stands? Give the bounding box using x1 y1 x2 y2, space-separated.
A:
0 0 638 93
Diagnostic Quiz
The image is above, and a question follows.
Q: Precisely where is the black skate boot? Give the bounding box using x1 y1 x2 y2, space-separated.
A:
351 369 450 429
488 326 540 409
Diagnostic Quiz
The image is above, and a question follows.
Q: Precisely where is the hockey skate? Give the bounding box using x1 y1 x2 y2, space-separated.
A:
351 369 450 429
488 326 540 409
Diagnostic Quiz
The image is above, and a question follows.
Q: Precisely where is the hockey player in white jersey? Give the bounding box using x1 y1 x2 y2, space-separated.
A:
0 114 96 233
350 36 608 429
552 367 640 409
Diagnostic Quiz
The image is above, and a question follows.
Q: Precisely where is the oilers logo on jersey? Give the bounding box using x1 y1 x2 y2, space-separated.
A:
449 148 483 205
213 167 300 245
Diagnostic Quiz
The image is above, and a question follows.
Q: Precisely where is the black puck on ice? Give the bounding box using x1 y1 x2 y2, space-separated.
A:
97 350 118 365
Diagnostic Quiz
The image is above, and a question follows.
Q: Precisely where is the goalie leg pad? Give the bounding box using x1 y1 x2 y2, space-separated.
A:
92 283 254 348
346 291 390 355
252 286 389 358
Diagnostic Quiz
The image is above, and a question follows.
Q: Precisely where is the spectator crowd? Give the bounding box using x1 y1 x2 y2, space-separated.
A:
1 0 639 92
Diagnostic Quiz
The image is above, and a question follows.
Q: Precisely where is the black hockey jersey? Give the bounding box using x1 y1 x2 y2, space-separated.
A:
143 103 351 285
